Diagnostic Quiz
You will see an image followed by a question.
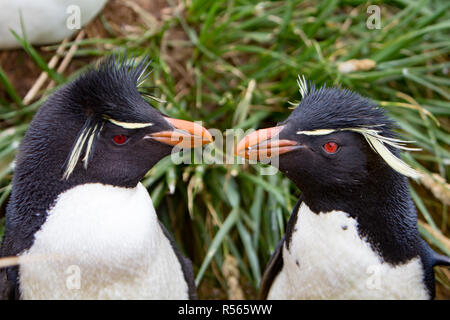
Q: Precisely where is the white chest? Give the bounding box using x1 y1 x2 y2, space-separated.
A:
268 203 428 300
18 183 189 300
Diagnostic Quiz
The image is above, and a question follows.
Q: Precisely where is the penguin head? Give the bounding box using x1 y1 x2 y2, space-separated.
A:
236 79 420 194
18 54 212 188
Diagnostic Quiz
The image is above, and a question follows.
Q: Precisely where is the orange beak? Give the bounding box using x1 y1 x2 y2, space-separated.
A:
235 126 299 161
148 117 213 148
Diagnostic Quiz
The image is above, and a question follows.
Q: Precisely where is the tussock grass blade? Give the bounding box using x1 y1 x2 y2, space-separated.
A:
232 79 256 126
150 181 166 208
237 219 261 287
0 185 11 209
9 28 65 84
371 20 450 62
195 208 239 286
403 72 450 100
239 171 285 204
418 224 450 256
410 186 438 232
250 186 264 249
377 49 449 70
142 156 173 187
0 66 23 107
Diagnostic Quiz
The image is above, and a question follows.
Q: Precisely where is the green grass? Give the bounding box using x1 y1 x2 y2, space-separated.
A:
0 0 449 298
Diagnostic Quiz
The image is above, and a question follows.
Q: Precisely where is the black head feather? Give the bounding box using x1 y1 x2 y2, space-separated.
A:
288 84 395 137
63 53 157 124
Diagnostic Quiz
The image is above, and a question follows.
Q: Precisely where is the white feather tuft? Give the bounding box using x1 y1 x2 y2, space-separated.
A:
362 134 421 179
63 126 92 180
297 75 308 99
82 124 99 169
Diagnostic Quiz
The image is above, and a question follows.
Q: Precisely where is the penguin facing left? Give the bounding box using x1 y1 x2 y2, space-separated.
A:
236 78 449 299
0 54 212 299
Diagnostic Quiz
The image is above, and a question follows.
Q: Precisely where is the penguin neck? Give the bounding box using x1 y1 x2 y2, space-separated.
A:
296 167 421 265
8 142 136 255
7 147 71 255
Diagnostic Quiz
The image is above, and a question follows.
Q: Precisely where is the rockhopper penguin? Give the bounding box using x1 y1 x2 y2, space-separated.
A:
0 54 213 299
236 77 450 299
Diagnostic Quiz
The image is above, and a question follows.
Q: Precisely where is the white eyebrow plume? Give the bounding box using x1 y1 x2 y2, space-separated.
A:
363 133 421 179
297 127 422 179
103 115 153 129
107 118 153 129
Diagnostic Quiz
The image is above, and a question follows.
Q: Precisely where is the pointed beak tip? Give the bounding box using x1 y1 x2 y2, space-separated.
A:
235 125 299 160
203 131 214 145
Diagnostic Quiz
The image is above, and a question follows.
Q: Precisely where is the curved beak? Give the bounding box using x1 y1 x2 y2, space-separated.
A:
235 126 300 160
148 117 213 148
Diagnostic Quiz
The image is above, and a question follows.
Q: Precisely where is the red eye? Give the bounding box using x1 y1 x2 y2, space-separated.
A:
113 135 127 145
323 141 338 153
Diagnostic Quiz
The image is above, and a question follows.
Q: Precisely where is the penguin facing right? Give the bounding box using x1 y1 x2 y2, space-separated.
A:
236 78 450 299
0 54 212 299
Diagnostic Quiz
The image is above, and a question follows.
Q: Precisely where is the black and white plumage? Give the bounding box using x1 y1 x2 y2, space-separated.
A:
0 54 212 300
237 79 450 299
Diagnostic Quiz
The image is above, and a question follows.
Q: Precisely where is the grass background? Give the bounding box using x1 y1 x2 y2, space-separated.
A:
0 0 449 299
